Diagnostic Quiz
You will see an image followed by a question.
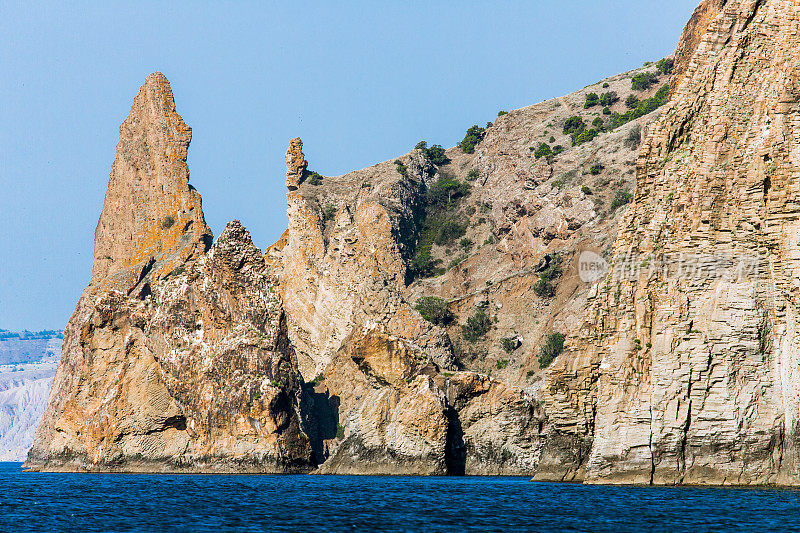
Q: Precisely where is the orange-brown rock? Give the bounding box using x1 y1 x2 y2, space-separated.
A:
34 1 749 478
26 75 314 472
285 137 307 190
568 0 800 485
670 0 726 94
92 72 212 294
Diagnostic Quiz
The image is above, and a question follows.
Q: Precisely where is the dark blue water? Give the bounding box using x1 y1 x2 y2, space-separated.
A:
2 463 800 532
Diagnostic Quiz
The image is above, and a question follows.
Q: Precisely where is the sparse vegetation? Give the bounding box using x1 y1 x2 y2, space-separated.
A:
161 216 175 229
415 141 450 166
592 117 604 129
415 296 454 326
608 85 669 129
409 173 472 280
602 106 611 115
497 110 508 117
581 185 593 195
495 358 510 370
631 71 659 91
624 125 642 150
459 125 486 154
656 57 674 75
395 159 408 177
590 163 604 175
305 171 324 185
538 332 565 369
584 92 600 108
625 94 640 109
462 305 491 343
611 189 632 211
322 204 337 222
466 168 480 181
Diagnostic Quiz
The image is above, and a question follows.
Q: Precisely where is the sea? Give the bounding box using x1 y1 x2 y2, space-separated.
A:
2 462 799 532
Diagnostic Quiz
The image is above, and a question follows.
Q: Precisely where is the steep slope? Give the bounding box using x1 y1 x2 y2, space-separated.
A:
566 0 800 485
264 64 670 475
30 32 686 476
26 75 314 472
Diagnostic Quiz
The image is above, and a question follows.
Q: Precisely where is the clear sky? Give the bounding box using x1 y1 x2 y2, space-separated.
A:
0 0 699 331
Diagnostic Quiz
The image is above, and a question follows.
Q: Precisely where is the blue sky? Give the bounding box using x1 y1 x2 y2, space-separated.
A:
0 1 699 331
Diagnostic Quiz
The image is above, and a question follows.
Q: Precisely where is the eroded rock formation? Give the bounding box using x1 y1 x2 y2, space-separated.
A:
26 76 313 472
566 0 800 484
30 0 800 484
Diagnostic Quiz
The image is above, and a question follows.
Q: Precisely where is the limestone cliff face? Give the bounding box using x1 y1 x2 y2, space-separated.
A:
570 0 800 485
26 76 313 472
33 0 796 482
92 72 212 293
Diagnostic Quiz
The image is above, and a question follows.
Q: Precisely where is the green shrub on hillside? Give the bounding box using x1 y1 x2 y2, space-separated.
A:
426 144 449 166
571 128 600 146
563 116 586 135
602 107 611 115
631 71 659 91
497 110 508 117
409 173 472 280
538 332 565 368
462 306 491 343
415 296 454 326
500 337 517 354
599 91 619 107
611 189 632 211
410 244 442 278
608 85 669 130
592 117 604 129
395 159 408 177
306 171 323 185
534 143 552 159
460 125 486 154
590 163 603 175
625 94 640 109
624 125 642 149
534 254 562 298
427 173 470 208
415 141 450 166
656 57 674 75
584 92 600 108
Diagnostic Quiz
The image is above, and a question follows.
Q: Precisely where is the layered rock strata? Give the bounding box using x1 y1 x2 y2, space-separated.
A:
568 0 800 485
26 75 314 472
31 0 800 484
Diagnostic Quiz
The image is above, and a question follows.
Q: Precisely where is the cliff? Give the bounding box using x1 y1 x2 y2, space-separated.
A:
28 0 800 484
567 0 800 485
27 75 313 472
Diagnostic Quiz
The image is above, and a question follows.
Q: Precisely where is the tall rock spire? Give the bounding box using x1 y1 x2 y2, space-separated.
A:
91 72 212 292
285 137 306 190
